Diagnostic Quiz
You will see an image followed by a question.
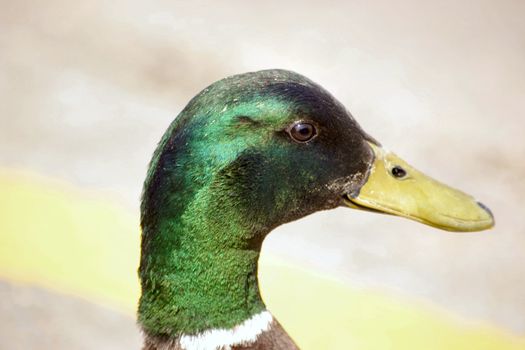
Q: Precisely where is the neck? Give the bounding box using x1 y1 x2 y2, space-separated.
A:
139 181 269 337
139 237 266 337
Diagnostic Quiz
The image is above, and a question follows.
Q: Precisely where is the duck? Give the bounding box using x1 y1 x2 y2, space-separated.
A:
138 69 494 350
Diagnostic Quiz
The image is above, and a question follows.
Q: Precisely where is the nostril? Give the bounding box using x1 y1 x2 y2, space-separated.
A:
477 201 494 219
391 166 407 178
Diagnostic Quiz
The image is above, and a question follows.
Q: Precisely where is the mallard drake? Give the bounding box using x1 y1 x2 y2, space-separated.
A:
138 69 494 350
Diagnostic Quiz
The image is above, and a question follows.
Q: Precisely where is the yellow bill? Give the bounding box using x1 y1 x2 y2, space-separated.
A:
345 142 494 232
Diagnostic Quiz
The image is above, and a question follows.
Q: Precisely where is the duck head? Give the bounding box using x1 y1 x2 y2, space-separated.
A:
139 69 494 342
142 69 493 238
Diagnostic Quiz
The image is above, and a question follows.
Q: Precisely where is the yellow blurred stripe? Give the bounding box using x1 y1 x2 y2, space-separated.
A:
260 256 525 350
0 170 140 311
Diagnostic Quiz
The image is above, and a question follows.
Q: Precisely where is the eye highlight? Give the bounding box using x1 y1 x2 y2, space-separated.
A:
287 122 317 143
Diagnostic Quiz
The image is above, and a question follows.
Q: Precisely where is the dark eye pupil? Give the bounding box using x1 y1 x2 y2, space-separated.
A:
290 122 316 142
391 166 407 178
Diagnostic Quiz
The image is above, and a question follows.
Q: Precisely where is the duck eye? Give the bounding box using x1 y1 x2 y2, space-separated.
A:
288 122 316 142
391 165 407 178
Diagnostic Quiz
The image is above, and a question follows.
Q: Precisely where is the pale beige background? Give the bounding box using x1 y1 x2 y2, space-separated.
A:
1 0 524 346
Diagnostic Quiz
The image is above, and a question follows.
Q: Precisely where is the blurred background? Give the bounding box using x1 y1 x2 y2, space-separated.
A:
1 0 524 349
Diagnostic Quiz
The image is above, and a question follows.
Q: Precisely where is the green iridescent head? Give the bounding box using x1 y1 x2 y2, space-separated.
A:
141 70 376 247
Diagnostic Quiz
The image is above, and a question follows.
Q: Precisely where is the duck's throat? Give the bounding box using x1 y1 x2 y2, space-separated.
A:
139 242 266 336
138 178 272 340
